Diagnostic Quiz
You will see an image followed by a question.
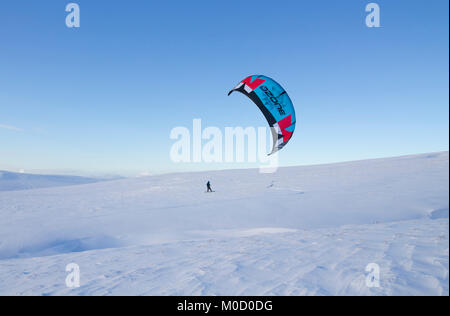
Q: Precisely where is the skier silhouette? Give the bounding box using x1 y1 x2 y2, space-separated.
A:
206 181 213 193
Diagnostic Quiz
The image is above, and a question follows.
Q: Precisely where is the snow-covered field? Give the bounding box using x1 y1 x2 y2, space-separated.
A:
0 170 100 192
0 152 448 296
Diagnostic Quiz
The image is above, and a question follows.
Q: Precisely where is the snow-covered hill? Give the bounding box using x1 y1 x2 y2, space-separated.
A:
0 170 100 192
0 152 448 295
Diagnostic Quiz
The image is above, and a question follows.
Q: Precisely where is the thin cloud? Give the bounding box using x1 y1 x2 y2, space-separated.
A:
0 123 23 131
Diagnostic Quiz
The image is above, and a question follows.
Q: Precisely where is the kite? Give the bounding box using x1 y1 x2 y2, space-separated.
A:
228 75 296 154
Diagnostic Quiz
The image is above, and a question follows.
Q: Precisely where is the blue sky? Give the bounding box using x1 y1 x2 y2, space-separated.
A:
0 0 448 176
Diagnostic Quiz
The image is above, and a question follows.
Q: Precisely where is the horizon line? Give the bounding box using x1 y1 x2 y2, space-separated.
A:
1 150 448 179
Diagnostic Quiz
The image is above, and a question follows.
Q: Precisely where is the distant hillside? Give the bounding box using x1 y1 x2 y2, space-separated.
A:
0 170 101 192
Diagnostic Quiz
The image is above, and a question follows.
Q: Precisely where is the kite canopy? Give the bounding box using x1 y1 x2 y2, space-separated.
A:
228 75 296 155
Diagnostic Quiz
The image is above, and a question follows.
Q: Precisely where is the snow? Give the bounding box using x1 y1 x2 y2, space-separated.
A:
0 170 100 192
0 152 448 295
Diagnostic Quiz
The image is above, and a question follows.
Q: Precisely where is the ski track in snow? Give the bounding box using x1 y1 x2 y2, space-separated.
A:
0 152 448 295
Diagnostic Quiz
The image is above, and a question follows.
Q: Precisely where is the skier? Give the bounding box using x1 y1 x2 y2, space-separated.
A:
206 181 213 193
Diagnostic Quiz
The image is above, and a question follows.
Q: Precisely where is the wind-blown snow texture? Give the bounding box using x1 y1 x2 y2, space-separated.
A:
0 152 448 295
